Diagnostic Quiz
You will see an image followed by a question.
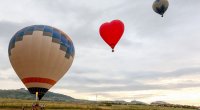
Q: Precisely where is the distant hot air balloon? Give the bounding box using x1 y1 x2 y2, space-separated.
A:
99 20 124 52
152 0 169 17
8 25 75 100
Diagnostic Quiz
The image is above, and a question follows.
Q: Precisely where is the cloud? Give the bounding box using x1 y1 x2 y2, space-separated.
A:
53 67 200 93
0 68 20 81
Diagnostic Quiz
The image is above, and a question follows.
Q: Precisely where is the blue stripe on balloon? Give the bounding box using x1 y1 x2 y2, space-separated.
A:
9 25 75 58
60 34 68 47
52 29 61 40
16 29 25 38
34 25 45 31
8 37 16 56
24 26 34 35
44 26 53 34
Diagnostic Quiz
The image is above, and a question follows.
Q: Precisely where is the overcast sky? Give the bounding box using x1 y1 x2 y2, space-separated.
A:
1 0 200 106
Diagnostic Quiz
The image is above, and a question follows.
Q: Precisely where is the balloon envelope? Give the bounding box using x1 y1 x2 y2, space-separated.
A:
152 0 169 17
8 25 75 100
99 20 124 52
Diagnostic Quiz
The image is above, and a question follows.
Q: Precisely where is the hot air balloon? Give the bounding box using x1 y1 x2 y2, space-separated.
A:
99 20 124 52
8 25 75 100
152 0 169 17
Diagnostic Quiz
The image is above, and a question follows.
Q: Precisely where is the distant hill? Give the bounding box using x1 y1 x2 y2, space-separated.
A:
0 88 78 102
151 101 170 105
130 100 147 105
150 101 198 109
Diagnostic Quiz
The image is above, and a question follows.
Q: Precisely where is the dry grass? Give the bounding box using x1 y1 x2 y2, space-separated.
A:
0 98 196 110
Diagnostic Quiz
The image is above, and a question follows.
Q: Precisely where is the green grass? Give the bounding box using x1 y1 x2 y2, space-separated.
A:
0 98 197 110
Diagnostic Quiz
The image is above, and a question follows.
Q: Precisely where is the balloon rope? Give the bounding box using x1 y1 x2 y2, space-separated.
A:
36 92 38 102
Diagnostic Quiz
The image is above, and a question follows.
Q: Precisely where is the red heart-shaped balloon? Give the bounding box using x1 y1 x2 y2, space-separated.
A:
99 20 124 52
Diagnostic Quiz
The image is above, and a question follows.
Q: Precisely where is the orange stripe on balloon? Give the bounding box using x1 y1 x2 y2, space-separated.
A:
22 77 56 85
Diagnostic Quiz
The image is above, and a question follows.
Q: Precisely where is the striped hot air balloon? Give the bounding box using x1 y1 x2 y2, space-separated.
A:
152 0 169 17
8 25 75 100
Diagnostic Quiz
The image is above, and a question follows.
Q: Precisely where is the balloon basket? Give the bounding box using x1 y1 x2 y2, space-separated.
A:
31 102 45 110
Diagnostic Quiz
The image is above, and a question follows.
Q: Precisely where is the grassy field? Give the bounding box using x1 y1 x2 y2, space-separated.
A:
0 98 197 110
